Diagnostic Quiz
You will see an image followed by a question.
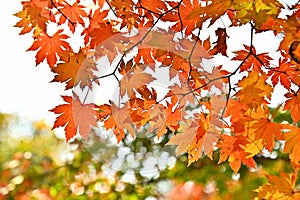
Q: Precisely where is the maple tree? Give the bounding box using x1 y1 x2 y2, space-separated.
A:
14 0 300 198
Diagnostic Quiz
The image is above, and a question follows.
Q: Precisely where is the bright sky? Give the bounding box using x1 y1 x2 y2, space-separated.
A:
0 0 296 126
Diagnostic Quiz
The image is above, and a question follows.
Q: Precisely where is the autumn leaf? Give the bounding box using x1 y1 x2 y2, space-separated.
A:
167 82 196 107
217 134 256 173
224 99 249 123
167 111 219 165
156 98 182 137
163 0 203 35
119 64 156 97
231 0 282 29
50 92 98 142
57 1 88 33
268 58 296 89
284 92 300 123
246 105 283 152
51 50 98 90
27 29 71 68
233 45 272 72
103 101 136 142
236 71 273 108
14 4 48 36
87 22 117 48
283 124 300 169
167 120 197 156
139 0 167 14
255 172 300 200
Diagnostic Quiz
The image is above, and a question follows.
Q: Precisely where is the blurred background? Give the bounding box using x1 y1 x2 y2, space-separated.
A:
0 111 295 199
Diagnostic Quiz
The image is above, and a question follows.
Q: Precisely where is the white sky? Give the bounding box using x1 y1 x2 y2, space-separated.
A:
0 0 295 126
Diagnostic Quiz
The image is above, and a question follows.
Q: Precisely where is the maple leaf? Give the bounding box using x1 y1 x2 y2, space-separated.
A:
58 1 88 33
87 10 109 31
162 0 203 35
231 0 282 29
284 92 300 123
103 102 135 142
134 48 156 66
50 93 98 142
87 22 117 48
217 134 256 173
27 29 71 68
246 105 283 152
156 98 183 137
51 50 98 90
224 99 249 123
195 0 232 26
283 124 300 169
14 4 48 36
279 12 300 53
187 121 219 164
119 63 156 97
139 0 168 14
167 82 196 107
267 58 296 89
146 104 166 135
236 71 273 108
255 172 300 200
167 111 219 165
233 45 272 72
167 120 197 156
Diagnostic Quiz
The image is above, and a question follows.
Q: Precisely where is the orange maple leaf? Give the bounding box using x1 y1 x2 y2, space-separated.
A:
167 112 219 165
14 4 48 36
58 1 88 33
51 50 97 90
103 102 136 142
119 64 156 97
233 45 272 72
267 58 296 89
217 133 256 173
162 0 203 35
27 29 71 68
50 93 98 142
255 172 300 200
246 105 283 152
167 120 197 156
224 99 249 123
283 124 300 169
88 22 117 48
236 71 273 108
284 92 300 124
139 0 168 14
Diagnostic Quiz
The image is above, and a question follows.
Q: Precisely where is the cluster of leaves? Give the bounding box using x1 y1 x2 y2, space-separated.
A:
14 0 300 198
